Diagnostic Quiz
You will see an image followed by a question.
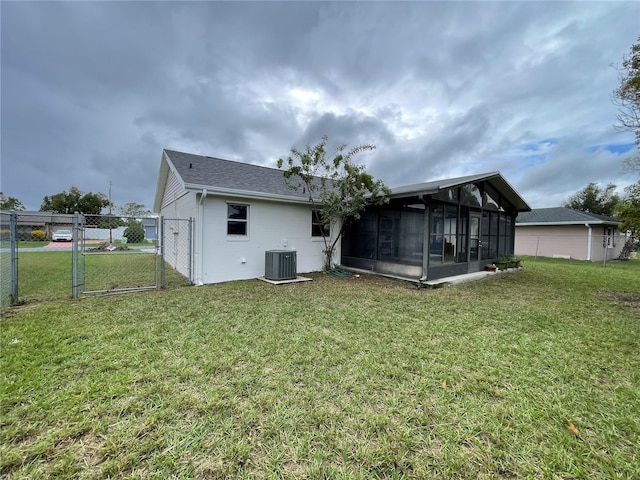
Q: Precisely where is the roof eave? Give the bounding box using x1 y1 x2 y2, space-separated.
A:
516 220 622 226
387 172 531 212
153 151 170 212
388 188 438 200
183 183 319 204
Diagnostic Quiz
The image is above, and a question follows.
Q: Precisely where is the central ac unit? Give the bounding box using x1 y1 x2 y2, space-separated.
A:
265 250 297 281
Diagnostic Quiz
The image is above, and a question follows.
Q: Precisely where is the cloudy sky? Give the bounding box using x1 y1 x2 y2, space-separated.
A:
1 1 638 212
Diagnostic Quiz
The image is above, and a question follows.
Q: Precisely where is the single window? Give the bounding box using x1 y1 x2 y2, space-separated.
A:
604 227 615 247
227 204 248 236
312 210 330 237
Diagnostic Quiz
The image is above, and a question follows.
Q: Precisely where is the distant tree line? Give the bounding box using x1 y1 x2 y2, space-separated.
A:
1 187 153 238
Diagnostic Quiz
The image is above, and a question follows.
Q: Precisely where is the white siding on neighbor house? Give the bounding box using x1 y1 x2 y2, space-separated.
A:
515 225 625 261
199 196 332 284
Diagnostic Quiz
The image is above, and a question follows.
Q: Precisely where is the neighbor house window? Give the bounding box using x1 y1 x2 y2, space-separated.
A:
227 204 248 235
604 227 615 248
312 210 329 237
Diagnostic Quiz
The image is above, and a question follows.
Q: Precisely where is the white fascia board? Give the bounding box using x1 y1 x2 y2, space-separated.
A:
184 183 320 205
153 151 188 212
153 156 169 213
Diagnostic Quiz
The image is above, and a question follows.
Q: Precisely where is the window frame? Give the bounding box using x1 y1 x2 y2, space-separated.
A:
226 203 249 237
311 209 330 238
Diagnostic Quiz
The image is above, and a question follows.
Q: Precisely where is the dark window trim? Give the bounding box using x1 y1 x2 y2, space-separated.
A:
312 209 330 237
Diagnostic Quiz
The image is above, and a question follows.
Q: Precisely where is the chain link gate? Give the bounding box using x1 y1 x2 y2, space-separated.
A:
160 217 194 287
77 215 163 295
75 215 194 296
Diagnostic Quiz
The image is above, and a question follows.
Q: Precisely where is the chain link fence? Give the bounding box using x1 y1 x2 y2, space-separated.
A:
0 211 194 307
0 211 16 309
161 217 193 284
80 214 162 295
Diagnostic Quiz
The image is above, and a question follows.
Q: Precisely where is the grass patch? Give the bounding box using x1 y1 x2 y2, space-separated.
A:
1 257 639 478
113 239 155 247
17 241 49 249
15 251 73 301
14 251 190 302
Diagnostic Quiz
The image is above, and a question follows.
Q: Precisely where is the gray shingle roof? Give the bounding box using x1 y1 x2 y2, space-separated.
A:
165 149 311 200
516 207 621 225
162 149 530 211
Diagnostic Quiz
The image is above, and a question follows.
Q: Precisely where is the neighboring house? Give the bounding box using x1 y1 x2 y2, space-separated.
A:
154 149 531 284
0 211 75 240
515 207 625 261
141 217 158 241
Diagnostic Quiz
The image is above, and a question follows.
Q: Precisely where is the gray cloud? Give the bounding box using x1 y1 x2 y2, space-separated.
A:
1 1 638 211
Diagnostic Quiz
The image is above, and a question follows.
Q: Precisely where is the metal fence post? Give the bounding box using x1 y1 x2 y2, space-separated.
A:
10 211 18 305
160 216 166 288
72 212 79 298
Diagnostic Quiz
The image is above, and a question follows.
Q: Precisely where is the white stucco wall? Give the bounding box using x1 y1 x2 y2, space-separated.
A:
198 195 334 284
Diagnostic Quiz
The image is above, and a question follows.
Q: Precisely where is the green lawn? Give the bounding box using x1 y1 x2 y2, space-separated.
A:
13 251 189 302
1 258 639 479
17 241 49 248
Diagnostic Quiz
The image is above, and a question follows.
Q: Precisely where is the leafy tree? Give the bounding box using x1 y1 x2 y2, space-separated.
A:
278 135 391 270
612 39 640 251
95 215 126 229
622 157 640 178
563 182 620 216
123 223 145 243
0 192 25 210
119 202 151 219
613 36 640 145
616 181 640 234
40 186 110 214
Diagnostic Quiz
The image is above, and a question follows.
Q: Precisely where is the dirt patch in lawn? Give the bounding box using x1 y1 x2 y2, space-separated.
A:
597 291 640 313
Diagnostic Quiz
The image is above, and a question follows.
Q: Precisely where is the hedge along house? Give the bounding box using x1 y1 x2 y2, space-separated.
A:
341 173 531 281
154 149 338 285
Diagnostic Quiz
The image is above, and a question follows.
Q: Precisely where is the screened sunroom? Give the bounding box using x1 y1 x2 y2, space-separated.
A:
341 172 531 281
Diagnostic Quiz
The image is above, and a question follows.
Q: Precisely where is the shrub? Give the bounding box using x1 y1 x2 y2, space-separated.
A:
31 230 46 241
123 223 145 243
